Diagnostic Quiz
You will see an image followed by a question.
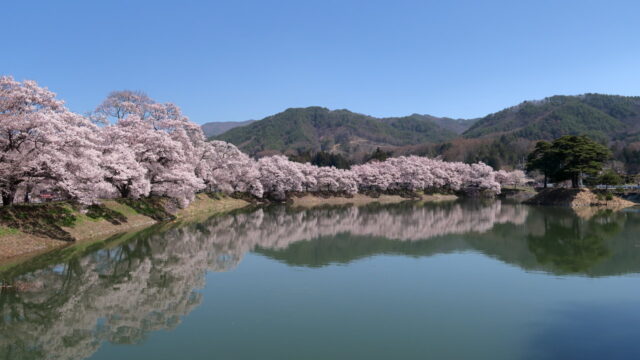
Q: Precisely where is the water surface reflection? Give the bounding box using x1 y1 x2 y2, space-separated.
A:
1 200 639 360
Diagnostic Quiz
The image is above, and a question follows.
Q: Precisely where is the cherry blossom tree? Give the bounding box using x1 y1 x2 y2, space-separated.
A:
257 155 305 200
92 90 154 123
296 162 357 195
495 170 510 186
463 162 501 194
315 166 358 195
352 156 501 195
107 116 204 207
45 112 114 203
0 76 110 205
250 154 502 200
1 77 507 207
495 169 529 189
95 92 206 207
507 170 528 189
94 91 206 155
99 125 150 198
195 140 263 197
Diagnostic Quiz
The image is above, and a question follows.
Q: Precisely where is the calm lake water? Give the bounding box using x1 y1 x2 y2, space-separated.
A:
2 200 640 360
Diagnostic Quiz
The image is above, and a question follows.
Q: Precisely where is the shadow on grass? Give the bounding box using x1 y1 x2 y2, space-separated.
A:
0 203 77 241
115 198 176 221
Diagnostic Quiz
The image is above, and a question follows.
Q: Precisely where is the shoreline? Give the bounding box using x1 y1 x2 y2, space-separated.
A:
291 193 458 207
0 192 459 267
523 188 637 209
0 194 251 267
4 189 636 270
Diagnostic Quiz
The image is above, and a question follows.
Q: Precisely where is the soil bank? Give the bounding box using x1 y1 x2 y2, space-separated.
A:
523 188 636 209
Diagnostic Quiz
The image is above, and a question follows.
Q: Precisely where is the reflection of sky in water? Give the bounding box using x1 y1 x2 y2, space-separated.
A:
2 201 640 360
527 303 640 360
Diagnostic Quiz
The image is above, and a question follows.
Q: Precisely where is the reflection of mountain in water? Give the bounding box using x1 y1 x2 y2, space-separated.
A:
261 205 640 276
467 207 639 276
1 201 639 359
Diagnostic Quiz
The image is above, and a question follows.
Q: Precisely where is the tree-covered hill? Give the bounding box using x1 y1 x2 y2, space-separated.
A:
437 94 640 170
213 107 474 158
210 94 640 172
463 94 640 142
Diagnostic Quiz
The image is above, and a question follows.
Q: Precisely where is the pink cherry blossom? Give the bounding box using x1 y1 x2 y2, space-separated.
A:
2 77 506 207
0 76 110 205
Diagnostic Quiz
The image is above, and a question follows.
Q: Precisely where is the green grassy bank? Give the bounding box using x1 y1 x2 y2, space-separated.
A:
0 194 250 265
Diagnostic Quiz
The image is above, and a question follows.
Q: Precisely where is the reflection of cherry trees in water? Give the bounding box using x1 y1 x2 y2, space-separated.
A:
0 235 204 360
0 201 528 360
2 202 638 360
201 201 529 259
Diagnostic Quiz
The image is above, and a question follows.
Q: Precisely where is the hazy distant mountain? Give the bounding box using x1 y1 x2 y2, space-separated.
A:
201 120 255 137
428 115 478 135
214 107 475 158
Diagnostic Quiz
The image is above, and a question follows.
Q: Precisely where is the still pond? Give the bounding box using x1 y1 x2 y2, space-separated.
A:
2 200 640 359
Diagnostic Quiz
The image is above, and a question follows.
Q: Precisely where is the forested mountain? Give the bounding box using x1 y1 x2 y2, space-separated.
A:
213 107 474 158
210 94 640 173
436 94 640 171
464 94 640 142
201 120 255 137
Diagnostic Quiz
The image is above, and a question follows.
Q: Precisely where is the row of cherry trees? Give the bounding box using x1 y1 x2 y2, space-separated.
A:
0 76 518 207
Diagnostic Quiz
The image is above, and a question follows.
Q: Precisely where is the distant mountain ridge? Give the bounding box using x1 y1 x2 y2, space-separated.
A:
207 94 640 171
213 106 475 158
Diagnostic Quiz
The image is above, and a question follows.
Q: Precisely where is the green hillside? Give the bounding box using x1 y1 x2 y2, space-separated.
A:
440 94 640 170
214 107 473 157
211 94 640 172
464 94 640 142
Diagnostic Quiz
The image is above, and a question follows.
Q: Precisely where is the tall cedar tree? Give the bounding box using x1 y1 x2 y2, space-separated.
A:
527 136 611 188
526 141 557 188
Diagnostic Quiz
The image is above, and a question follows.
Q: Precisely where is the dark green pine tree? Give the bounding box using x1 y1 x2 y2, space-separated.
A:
551 135 611 188
525 141 557 188
527 135 611 188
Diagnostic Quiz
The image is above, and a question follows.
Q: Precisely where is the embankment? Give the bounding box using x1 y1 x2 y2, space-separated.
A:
0 191 460 264
0 194 250 264
523 188 636 209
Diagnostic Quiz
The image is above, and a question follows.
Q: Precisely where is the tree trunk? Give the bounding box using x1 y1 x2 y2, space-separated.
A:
118 185 130 198
23 184 33 203
571 176 579 189
2 192 14 206
578 171 584 188
543 174 548 188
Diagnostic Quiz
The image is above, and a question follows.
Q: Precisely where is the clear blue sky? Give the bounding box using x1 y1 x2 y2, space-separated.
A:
3 0 639 124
